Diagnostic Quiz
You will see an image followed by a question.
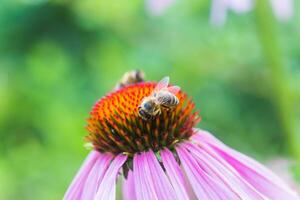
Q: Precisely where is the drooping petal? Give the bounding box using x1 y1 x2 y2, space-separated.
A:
145 151 179 200
122 170 137 200
210 0 253 26
183 142 266 199
176 145 240 200
191 129 224 146
132 151 180 200
160 148 190 200
63 151 100 200
81 153 113 199
94 154 127 200
133 153 159 200
192 129 299 199
215 146 299 199
132 154 146 200
228 0 253 13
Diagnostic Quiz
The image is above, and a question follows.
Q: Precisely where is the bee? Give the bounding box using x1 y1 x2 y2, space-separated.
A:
115 70 145 90
138 76 180 120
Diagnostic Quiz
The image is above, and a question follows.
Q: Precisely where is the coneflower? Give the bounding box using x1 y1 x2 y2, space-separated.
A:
64 76 299 200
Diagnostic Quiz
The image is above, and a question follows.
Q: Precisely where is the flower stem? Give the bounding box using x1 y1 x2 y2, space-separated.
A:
254 0 300 165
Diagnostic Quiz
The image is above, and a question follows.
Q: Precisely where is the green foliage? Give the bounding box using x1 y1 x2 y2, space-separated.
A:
0 0 299 199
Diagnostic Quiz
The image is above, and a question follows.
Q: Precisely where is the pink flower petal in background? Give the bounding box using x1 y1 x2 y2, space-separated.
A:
270 0 294 21
228 0 254 13
146 0 175 16
210 0 228 26
210 0 253 26
210 0 294 25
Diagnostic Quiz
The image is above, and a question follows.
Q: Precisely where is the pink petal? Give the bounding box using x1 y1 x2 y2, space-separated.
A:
183 142 266 199
160 148 190 200
122 170 137 200
94 154 127 200
132 154 147 200
192 129 299 199
133 153 159 200
132 155 144 200
176 145 240 200
63 151 100 200
133 151 179 199
191 129 224 146
80 153 113 199
145 150 180 199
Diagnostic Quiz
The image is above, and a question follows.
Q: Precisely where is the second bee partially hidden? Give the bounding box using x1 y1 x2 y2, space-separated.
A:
138 76 180 120
115 70 145 90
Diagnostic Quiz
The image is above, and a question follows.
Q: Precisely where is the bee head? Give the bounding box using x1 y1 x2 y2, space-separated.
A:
143 101 153 111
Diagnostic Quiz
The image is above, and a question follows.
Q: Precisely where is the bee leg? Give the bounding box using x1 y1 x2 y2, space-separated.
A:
158 108 162 115
161 105 171 111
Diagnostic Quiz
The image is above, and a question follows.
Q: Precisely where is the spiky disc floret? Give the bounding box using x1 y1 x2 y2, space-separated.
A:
86 82 200 155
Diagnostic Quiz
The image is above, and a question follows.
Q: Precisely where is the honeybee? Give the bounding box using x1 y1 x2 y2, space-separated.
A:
138 76 180 120
115 70 145 90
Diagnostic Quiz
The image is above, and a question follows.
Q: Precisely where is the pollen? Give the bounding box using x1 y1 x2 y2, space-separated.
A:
86 82 200 155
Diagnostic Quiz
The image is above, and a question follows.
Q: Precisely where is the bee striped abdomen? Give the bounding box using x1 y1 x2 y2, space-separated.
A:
157 92 179 107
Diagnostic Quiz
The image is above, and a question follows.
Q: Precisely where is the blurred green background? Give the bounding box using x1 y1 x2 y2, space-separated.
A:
0 0 299 199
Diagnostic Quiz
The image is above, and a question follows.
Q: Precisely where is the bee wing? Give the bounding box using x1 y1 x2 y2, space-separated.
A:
167 86 180 95
154 76 169 92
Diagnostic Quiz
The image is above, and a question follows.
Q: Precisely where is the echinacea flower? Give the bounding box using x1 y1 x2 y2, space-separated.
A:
64 77 299 200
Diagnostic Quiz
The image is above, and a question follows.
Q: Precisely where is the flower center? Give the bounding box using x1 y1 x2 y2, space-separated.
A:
86 82 200 155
